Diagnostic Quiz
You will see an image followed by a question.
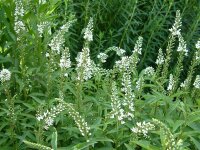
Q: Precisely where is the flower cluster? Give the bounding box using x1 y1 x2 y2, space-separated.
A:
116 47 126 56
195 39 200 62
49 19 76 54
121 72 135 120
144 66 155 76
180 78 188 88
59 47 71 69
152 118 183 150
193 75 200 89
167 74 174 91
195 39 200 49
0 69 11 83
76 47 94 81
115 56 130 72
106 46 125 57
129 36 143 71
14 0 25 35
63 102 91 137
110 82 126 124
131 121 155 138
39 0 47 5
37 22 51 37
177 34 188 56
156 48 165 65
97 52 108 63
24 140 53 150
83 17 93 42
36 103 66 130
136 76 144 92
169 10 182 36
133 36 143 55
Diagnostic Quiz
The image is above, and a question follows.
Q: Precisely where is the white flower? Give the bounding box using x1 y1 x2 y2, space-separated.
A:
144 66 155 76
195 39 200 49
156 48 165 65
49 19 76 54
36 103 66 130
193 75 200 89
45 52 50 58
83 17 93 42
14 0 25 35
180 79 188 88
76 47 94 81
14 20 25 34
136 77 144 91
60 58 71 69
59 48 71 69
195 39 200 62
133 36 143 55
116 48 126 56
37 22 50 37
0 69 11 83
110 82 126 124
177 34 188 56
131 121 155 138
115 56 130 71
97 53 108 63
121 72 135 120
169 10 182 36
167 74 174 91
195 51 200 61
14 0 24 18
39 0 46 4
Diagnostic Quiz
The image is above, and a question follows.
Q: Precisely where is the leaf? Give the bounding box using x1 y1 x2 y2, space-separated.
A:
172 120 185 132
124 143 135 150
58 141 96 150
51 128 58 150
132 140 160 150
190 137 200 150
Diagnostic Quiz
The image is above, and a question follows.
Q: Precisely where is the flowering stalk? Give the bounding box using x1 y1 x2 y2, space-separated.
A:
37 21 51 37
121 72 135 121
130 36 143 74
135 76 144 97
191 75 200 100
173 34 187 92
167 74 175 95
49 19 76 54
62 101 91 139
110 82 125 124
36 99 91 139
36 102 67 130
59 47 71 98
0 69 16 139
162 10 182 80
105 46 126 57
24 140 53 150
155 48 165 77
152 118 183 150
180 39 200 90
14 0 26 40
131 121 155 138
75 18 94 109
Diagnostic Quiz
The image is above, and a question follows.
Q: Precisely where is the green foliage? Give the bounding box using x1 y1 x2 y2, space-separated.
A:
0 0 200 150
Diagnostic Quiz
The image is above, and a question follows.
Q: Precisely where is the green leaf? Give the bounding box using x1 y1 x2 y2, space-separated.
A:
190 137 200 150
51 128 57 150
132 140 160 150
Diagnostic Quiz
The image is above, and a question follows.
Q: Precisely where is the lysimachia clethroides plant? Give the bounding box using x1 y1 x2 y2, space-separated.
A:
4 4 198 149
